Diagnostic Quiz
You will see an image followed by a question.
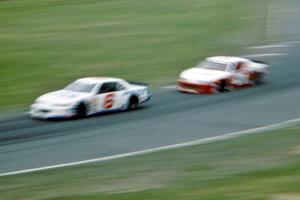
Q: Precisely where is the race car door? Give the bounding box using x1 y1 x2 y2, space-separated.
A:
93 82 126 113
231 62 250 86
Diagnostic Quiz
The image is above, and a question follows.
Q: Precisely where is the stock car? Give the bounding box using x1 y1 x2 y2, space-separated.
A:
177 56 269 94
30 77 151 119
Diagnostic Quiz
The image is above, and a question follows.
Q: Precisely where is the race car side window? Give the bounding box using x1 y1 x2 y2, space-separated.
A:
98 82 117 94
226 63 235 72
115 82 125 91
236 62 246 71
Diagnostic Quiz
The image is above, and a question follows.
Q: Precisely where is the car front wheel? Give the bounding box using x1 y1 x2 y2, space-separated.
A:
75 103 87 118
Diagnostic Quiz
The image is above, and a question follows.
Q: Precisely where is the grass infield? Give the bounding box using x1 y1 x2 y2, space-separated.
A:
0 0 267 109
0 123 299 200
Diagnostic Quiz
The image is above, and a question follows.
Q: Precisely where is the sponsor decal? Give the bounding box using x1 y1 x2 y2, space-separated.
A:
91 98 98 105
103 93 115 109
124 88 146 96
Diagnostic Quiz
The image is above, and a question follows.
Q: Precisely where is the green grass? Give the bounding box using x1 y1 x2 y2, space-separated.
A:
1 123 300 200
0 0 267 109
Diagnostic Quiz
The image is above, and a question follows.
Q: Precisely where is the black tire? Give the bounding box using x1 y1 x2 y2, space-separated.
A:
218 80 226 92
253 72 264 85
127 96 139 110
75 103 87 118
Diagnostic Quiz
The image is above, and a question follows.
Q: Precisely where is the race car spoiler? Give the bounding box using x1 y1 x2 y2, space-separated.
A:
249 59 268 65
128 81 149 86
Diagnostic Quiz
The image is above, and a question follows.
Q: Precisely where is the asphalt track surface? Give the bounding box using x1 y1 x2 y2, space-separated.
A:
0 41 300 175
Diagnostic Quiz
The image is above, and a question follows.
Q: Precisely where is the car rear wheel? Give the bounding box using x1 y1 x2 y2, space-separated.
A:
127 96 139 110
217 80 227 92
253 72 264 85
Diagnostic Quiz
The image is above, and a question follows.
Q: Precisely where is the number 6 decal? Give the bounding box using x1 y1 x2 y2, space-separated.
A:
104 93 115 109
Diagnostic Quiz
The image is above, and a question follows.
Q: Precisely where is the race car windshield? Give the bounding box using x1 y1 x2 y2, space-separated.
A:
197 60 227 71
64 81 96 93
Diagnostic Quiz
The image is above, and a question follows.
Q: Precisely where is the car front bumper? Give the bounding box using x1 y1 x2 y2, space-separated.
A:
30 103 75 119
177 80 215 94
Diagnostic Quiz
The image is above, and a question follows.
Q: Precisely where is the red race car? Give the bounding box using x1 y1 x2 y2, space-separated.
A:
177 56 269 94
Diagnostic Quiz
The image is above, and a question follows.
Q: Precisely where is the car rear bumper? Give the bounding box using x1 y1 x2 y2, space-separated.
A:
140 94 152 103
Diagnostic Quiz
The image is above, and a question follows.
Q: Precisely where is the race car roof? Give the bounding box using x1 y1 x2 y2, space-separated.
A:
207 56 249 63
76 77 124 84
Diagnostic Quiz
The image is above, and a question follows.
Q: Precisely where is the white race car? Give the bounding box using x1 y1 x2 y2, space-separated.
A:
177 56 269 94
30 77 151 119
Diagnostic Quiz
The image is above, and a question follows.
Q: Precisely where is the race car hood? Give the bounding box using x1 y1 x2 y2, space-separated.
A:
179 67 231 83
36 90 92 105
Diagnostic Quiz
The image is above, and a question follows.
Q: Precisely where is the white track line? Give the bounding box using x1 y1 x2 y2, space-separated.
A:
241 53 289 58
277 41 300 45
161 85 176 89
1 117 299 177
246 44 292 49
